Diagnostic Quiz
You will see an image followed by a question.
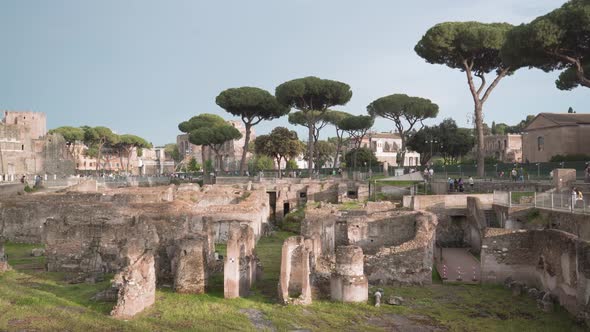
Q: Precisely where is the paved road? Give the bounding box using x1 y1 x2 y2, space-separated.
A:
436 248 480 284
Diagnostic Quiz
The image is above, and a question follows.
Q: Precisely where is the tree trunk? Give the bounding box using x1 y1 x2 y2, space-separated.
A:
475 103 485 177
399 134 406 168
201 146 207 174
126 148 132 174
239 124 251 175
96 143 103 175
276 157 282 178
333 132 342 168
307 119 314 178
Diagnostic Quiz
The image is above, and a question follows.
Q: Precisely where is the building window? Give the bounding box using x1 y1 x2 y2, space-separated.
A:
537 137 544 151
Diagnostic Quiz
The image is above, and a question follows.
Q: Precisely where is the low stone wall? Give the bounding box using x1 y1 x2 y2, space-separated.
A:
405 194 494 210
493 205 590 241
481 228 590 321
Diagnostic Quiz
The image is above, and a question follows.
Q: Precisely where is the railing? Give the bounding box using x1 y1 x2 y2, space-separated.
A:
493 190 590 215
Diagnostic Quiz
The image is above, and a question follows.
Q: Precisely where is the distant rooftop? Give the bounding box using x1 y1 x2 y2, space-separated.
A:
536 113 590 125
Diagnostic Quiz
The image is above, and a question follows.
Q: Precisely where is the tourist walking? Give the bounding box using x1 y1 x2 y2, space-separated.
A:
468 176 474 191
448 177 454 192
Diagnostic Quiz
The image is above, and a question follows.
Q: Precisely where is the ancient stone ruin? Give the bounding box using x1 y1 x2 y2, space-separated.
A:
278 236 313 305
110 247 157 319
172 237 210 294
278 201 438 305
0 237 10 273
330 246 368 303
0 182 273 318
224 224 258 298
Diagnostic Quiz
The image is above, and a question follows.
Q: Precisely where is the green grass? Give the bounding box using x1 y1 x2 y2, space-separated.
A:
281 207 305 233
338 201 365 210
0 238 584 331
376 180 421 187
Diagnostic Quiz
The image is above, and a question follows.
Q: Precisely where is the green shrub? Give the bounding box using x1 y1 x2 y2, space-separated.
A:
549 154 590 162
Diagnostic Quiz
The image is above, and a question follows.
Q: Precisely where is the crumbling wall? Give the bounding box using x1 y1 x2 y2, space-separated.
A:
481 228 590 321
301 204 338 264
364 211 438 285
1 184 269 245
43 207 160 275
346 212 416 255
224 224 258 298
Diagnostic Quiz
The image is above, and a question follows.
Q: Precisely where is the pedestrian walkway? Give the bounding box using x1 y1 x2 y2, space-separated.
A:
436 248 480 284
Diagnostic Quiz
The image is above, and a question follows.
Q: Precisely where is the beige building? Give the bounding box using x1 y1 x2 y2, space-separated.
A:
177 120 254 172
352 132 421 167
522 113 590 162
482 134 522 163
0 111 73 180
74 145 174 176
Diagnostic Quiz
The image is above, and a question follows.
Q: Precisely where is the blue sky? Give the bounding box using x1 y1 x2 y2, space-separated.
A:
1 0 587 146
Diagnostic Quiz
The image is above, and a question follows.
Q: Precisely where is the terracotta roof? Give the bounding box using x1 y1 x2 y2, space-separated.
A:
538 113 590 125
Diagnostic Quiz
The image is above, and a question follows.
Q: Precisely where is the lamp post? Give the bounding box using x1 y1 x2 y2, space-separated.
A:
494 164 498 178
458 164 462 177
536 163 540 178
425 138 438 165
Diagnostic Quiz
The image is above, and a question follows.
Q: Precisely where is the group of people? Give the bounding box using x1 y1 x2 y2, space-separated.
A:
20 175 43 188
448 176 474 193
423 167 434 181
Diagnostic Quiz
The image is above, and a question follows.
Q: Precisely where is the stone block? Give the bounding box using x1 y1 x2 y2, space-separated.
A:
173 238 208 294
110 250 156 319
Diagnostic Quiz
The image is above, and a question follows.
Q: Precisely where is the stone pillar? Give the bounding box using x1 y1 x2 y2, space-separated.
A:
278 236 302 303
298 242 313 305
278 236 312 305
173 238 207 294
224 225 241 299
330 245 368 303
383 161 389 177
554 168 576 192
110 250 156 319
0 237 11 273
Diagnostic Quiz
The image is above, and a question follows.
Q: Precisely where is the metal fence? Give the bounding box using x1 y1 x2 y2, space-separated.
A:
493 190 590 215
431 161 590 180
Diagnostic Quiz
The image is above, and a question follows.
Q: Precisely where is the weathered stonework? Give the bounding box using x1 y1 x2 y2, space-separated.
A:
278 236 313 305
363 211 438 285
172 237 208 294
110 248 156 319
0 237 10 273
481 228 590 324
278 202 439 303
224 224 257 298
330 246 368 302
